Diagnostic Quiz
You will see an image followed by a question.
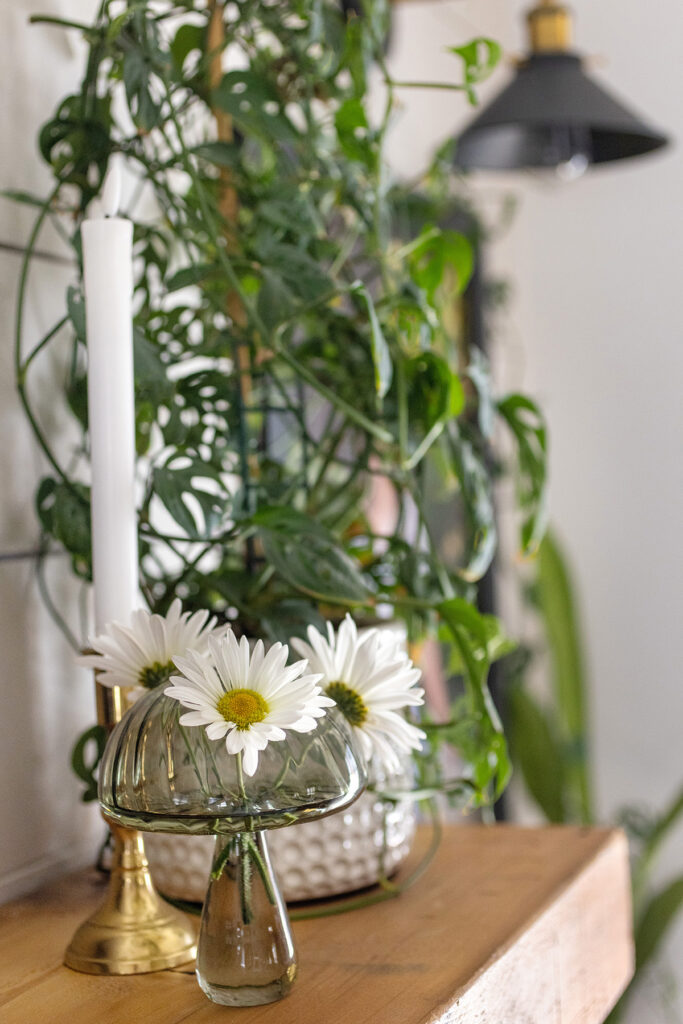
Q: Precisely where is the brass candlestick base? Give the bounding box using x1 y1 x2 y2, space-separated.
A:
64 821 197 975
65 679 197 975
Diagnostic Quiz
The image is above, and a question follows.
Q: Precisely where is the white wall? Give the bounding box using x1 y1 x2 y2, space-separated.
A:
0 0 101 902
385 1 683 1018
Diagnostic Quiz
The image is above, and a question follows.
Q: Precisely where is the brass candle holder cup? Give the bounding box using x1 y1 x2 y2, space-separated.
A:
64 681 198 975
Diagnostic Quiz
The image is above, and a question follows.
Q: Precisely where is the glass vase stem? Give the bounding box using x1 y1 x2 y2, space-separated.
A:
197 830 297 1006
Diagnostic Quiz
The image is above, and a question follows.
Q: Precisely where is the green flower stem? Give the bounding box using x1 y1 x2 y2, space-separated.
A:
238 832 254 924
199 731 225 793
245 835 277 905
271 730 320 792
210 836 238 880
177 723 212 798
235 750 248 803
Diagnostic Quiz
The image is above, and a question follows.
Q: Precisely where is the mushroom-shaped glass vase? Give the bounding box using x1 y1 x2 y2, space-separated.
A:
99 688 366 1006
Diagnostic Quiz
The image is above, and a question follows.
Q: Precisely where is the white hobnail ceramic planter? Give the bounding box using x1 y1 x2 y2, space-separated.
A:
144 786 416 903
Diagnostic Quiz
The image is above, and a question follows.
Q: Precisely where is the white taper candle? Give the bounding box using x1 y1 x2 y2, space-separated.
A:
82 161 140 631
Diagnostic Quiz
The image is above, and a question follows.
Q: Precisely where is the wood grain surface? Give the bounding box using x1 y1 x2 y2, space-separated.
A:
0 825 633 1024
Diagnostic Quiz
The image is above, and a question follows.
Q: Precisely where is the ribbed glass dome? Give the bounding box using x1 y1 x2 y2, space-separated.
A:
99 689 367 835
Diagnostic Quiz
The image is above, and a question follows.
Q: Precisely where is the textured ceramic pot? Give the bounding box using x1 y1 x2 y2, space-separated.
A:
144 785 416 903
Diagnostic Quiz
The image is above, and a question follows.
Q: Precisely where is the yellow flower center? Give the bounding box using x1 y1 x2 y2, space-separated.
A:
326 681 368 727
216 688 269 730
138 661 175 690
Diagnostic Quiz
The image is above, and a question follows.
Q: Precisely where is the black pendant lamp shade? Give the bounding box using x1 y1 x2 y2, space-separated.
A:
455 2 669 172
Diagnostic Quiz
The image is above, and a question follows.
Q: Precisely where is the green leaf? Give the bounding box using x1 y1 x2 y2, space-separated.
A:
166 263 216 292
53 486 91 560
351 282 392 400
260 600 327 645
507 685 567 823
133 329 169 388
36 477 92 576
153 461 225 539
535 531 593 822
257 270 296 331
447 427 496 582
1 189 46 208
258 196 318 235
259 242 332 302
466 350 495 439
335 98 374 166
440 613 515 674
631 786 683 903
252 507 372 604
123 49 161 131
71 724 107 803
448 37 502 105
437 597 510 799
635 876 683 972
409 226 473 303
171 23 204 71
38 94 111 202
192 141 242 168
213 71 297 142
406 352 464 432
498 393 548 555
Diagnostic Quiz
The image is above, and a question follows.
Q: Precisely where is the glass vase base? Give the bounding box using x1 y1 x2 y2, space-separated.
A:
197 966 297 1006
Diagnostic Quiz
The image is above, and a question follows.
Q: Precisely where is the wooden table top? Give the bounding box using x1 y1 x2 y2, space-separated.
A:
0 825 633 1024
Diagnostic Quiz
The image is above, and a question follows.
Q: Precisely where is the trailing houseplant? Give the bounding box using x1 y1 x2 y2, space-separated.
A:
13 0 547 856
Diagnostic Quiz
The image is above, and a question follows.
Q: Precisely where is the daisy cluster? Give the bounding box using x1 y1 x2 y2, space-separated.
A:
84 604 425 777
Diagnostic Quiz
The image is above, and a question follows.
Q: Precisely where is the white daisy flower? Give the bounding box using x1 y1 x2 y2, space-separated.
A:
80 598 224 702
166 632 334 777
291 615 426 774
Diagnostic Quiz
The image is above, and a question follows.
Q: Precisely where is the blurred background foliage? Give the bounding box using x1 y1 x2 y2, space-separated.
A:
505 531 683 1020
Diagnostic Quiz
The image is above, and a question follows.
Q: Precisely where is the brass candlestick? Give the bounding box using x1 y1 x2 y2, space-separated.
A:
64 680 198 975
